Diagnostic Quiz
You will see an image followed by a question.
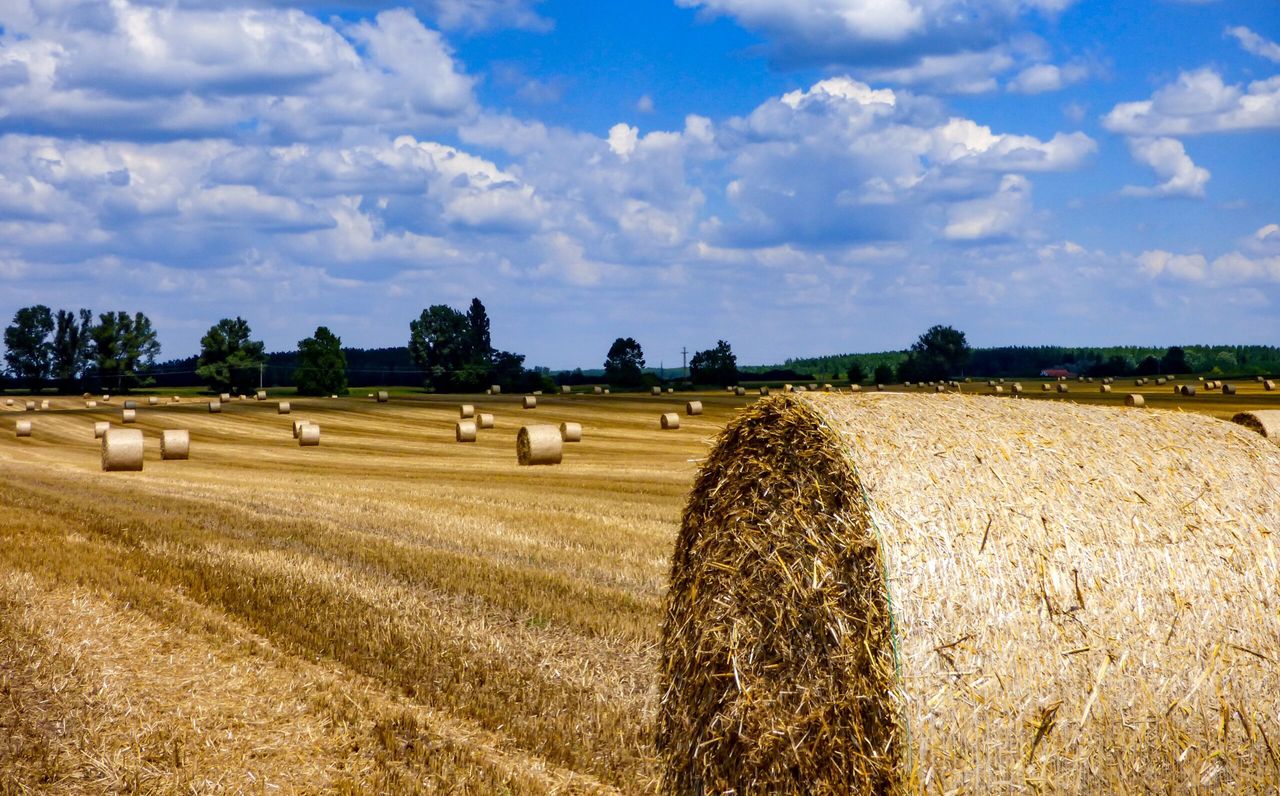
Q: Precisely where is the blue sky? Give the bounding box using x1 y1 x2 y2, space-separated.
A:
0 0 1277 370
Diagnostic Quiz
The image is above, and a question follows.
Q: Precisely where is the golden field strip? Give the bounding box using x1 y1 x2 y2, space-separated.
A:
0 381 1276 794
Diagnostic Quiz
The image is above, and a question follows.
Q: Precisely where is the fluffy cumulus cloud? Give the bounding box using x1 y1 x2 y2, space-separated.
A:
1120 137 1210 198
1006 61 1088 94
1103 69 1280 136
1138 225 1280 286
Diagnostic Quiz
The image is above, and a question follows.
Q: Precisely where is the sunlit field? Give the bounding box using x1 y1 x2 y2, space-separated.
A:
0 381 1275 793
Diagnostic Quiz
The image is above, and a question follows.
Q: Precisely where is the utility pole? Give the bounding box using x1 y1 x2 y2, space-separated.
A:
681 347 688 379
259 363 264 390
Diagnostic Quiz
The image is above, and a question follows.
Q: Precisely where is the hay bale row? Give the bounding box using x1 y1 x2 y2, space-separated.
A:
658 392 1280 793
517 425 561 465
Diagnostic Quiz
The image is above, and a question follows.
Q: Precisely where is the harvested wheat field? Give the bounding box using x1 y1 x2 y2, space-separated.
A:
2 389 1279 794
660 392 1280 794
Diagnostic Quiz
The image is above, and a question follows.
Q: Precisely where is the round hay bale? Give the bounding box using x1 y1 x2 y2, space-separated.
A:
795 386 807 393
82 392 91 400
784 384 794 392
759 387 770 396
1265 380 1275 391
455 420 477 442
219 393 230 402
652 386 662 396
376 391 389 403
123 399 137 410
1222 384 1236 395
667 388 675 394
256 390 267 400
604 388 611 394
278 401 291 414
594 386 603 395
329 395 337 399
1198 376 1205 382
24 401 35 411
292 420 306 438
15 420 32 437
987 380 995 387
478 413 495 429
533 390 543 396
934 385 945 393
823 384 833 392
101 428 143 472
807 383 818 390
3 398 12 406
559 421 582 442
238 395 247 401
1232 410 1280 440
735 387 746 396
1100 384 1112 393
1041 383 1051 391
1086 377 1093 383
848 384 861 393
40 400 49 410
876 384 885 391
460 404 475 419
1257 375 1265 382
173 396 181 403
686 401 703 416
1056 383 1069 393
208 400 222 413
160 429 190 460
1181 385 1196 397
298 424 320 447
658 393 1280 794
490 385 502 395
661 412 681 430
86 400 97 408
147 396 158 406
1011 383 1023 394
991 385 1004 394
516 425 562 466
1155 378 1165 385
523 396 537 409
94 421 110 439
1125 393 1146 407
485 388 492 395
562 385 572 394
102 394 111 402
902 382 911 388
121 408 136 423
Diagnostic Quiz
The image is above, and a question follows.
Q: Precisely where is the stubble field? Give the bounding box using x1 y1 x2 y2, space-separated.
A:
0 380 1275 794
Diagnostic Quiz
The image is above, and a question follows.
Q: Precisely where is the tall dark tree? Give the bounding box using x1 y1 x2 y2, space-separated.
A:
846 361 867 384
197 317 264 394
409 305 470 391
603 337 646 387
1161 346 1189 375
295 326 348 396
91 311 161 392
3 305 54 390
51 308 94 392
873 363 895 385
689 340 738 386
466 298 492 363
897 325 970 382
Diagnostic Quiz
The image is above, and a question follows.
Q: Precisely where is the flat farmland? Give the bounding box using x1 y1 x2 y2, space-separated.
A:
0 382 1276 794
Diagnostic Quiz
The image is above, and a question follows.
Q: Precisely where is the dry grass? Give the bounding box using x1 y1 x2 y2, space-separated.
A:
0 383 1277 793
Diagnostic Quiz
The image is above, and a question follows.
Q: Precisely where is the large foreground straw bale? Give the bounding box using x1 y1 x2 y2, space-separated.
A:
659 393 1280 794
516 425 562 465
15 420 31 437
1232 410 1280 440
559 421 582 442
101 428 143 472
686 401 703 416
160 429 190 460
455 420 477 442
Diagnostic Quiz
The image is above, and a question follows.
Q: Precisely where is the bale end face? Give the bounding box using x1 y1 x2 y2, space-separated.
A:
661 412 681 430
292 420 306 438
516 425 562 465
1232 410 1280 440
160 429 190 460
455 420 478 442
101 428 144 471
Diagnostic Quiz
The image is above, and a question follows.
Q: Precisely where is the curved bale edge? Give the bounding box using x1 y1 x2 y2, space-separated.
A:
658 392 1280 794
1232 410 1280 440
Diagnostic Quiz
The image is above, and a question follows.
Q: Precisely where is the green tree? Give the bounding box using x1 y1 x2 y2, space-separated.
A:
873 363 895 385
51 308 94 392
846 361 867 384
466 298 493 363
1161 346 1189 374
3 305 54 390
898 325 969 382
90 311 161 392
197 317 265 394
603 337 646 387
689 340 738 386
1136 355 1162 376
294 326 348 396
409 305 471 391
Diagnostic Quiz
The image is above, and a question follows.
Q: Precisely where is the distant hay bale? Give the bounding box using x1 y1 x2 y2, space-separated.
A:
160 429 190 460
667 387 675 393
278 401 291 414
1041 384 1051 391
559 422 582 442
1155 378 1165 385
523 396 537 409
485 388 492 395
219 393 230 402
1257 376 1266 382
40 400 50 410
902 382 911 388
604 389 611 394
784 384 794 392
123 400 137 410
795 386 807 393
86 400 97 408
1125 393 1146 407
1100 384 1112 393
298 424 320 447
490 385 502 395
172 396 181 403
148 396 158 406
658 393 1280 794
1010 383 1023 394
594 386 604 395
376 391 389 403
991 385 1004 394
478 413 495 429
1222 384 1236 395
329 395 337 399
987 380 995 387
759 387 770 396
238 394 247 401
82 392 91 399
735 387 746 396
208 400 222 413
823 384 833 392
460 404 475 419
1265 380 1275 391
102 395 111 402
256 390 267 400
292 420 306 438
686 401 703 416
849 384 862 393
1232 410 1280 440
876 384 884 391
1181 385 1196 397
934 385 944 393
121 408 136 423
516 425 562 465
661 412 681 430
455 420 478 443
808 383 817 390
652 386 662 395
94 421 110 439
3 398 11 406
1056 383 1069 393
15 420 32 437
533 390 543 396
24 401 35 411
562 385 571 394
1086 377 1093 383
101 428 143 472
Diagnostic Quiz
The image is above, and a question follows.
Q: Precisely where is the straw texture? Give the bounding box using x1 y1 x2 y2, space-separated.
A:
686 401 703 416
516 425 562 465
101 428 144 472
160 429 190 460
659 393 1280 794
559 422 582 442
455 420 478 443
1232 410 1280 440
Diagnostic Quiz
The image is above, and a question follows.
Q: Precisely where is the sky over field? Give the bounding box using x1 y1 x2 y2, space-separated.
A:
1 0 1277 368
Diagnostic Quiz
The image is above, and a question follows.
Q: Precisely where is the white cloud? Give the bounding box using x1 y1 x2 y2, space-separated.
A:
1226 26 1280 64
1103 69 1280 135
1120 137 1210 198
929 118 1096 171
860 47 1015 94
1138 246 1280 284
636 94 655 113
943 173 1032 240
1137 249 1208 280
1007 62 1088 93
